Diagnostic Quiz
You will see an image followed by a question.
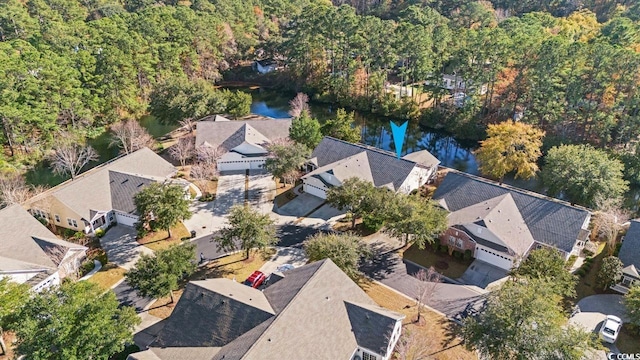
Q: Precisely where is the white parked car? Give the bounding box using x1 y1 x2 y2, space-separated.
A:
599 315 622 343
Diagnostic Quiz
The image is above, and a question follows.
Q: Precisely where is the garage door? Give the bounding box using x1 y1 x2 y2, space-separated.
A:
115 212 138 227
219 161 250 172
303 182 327 199
475 246 513 270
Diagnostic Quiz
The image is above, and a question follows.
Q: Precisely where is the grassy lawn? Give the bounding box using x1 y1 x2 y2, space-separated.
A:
87 263 127 291
617 324 640 354
574 242 607 301
362 282 477 360
148 251 268 319
137 222 191 252
402 245 472 279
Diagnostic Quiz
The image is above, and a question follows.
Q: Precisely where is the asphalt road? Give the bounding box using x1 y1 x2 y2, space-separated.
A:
191 224 327 262
113 280 155 313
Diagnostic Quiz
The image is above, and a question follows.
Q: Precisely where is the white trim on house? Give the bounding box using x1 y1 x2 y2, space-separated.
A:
474 244 514 270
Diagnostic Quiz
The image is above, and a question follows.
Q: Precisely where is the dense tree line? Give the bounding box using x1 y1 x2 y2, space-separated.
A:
0 0 310 168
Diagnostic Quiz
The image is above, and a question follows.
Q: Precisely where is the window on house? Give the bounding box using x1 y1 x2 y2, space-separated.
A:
363 353 377 360
67 218 73 226
456 239 464 248
72 220 78 228
448 236 455 245
55 215 60 223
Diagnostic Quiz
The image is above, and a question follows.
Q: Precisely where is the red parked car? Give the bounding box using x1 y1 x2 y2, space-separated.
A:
243 271 266 288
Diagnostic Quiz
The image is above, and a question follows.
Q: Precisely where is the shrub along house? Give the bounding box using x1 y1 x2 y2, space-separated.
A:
24 147 182 235
612 219 640 294
128 259 404 360
0 204 87 291
195 115 292 172
432 171 591 271
301 137 440 199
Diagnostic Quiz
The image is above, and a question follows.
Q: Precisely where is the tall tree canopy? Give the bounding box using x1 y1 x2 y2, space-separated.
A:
512 247 577 298
134 182 192 238
12 281 139 360
304 232 370 281
216 205 277 259
463 278 597 360
127 243 197 303
542 144 629 207
475 120 544 183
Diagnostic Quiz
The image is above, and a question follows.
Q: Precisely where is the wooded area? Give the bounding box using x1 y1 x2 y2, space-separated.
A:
1 0 639 187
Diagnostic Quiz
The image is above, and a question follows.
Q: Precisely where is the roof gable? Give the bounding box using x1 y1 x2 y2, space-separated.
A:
309 137 423 190
448 194 535 256
109 171 155 214
195 119 292 151
151 280 275 348
620 219 640 271
32 147 176 220
0 205 85 272
433 172 590 253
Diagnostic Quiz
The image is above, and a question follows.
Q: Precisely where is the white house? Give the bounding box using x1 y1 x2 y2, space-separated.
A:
301 137 440 199
253 59 278 74
195 115 292 172
425 74 488 96
0 204 87 291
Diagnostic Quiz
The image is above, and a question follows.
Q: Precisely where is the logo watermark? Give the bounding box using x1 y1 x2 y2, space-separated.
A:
607 353 640 360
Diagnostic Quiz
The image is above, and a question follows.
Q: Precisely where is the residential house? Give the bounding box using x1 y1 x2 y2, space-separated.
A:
302 137 440 199
425 74 488 96
0 204 87 291
24 147 181 234
195 116 292 172
612 219 640 294
253 59 278 74
128 259 404 360
432 171 591 270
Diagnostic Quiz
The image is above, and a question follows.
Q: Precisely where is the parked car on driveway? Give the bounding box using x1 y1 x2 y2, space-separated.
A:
244 271 266 289
599 315 622 343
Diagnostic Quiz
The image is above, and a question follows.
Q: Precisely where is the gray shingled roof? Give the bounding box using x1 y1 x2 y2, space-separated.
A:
433 171 590 254
151 280 275 348
309 137 428 191
195 119 292 150
620 220 640 273
447 193 535 257
345 301 403 355
109 171 155 214
28 147 176 221
0 205 86 272
139 259 404 360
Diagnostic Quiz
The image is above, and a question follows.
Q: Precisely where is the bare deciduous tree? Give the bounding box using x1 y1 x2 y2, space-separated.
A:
169 136 195 169
288 92 310 118
394 328 435 360
190 162 217 195
48 143 99 180
109 119 155 155
195 144 226 166
0 175 45 207
593 197 630 255
179 118 195 133
414 267 442 324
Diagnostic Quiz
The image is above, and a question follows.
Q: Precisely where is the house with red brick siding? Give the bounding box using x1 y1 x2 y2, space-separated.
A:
433 171 591 270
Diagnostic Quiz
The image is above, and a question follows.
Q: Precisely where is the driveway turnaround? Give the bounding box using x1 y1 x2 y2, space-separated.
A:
184 172 246 236
570 294 629 332
259 247 308 275
458 260 508 289
99 225 153 270
112 280 155 312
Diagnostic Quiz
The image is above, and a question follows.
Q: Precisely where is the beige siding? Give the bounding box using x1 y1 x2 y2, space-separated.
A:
27 195 86 233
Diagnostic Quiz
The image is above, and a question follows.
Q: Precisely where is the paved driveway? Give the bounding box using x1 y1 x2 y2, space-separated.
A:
259 247 308 275
362 251 489 319
99 225 153 270
458 260 508 289
184 173 245 236
275 192 325 218
248 171 276 214
569 294 628 354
